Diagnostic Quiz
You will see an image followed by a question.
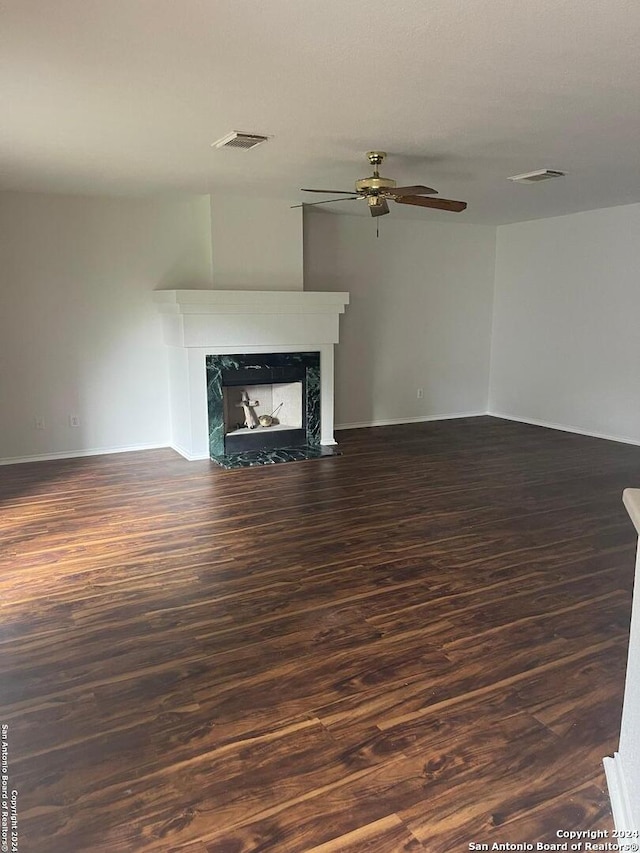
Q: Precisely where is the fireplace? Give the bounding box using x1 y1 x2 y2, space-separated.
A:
206 352 321 463
153 290 349 464
223 381 304 451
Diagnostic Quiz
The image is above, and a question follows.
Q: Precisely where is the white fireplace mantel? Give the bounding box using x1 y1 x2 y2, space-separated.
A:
154 289 349 460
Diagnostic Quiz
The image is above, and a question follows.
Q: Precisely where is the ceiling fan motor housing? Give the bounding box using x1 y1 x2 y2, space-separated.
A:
355 176 396 195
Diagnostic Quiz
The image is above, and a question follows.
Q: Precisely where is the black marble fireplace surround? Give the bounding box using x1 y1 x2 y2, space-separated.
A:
206 352 336 468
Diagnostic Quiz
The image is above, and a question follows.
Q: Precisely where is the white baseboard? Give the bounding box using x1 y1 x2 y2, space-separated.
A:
604 753 637 832
0 442 169 466
335 411 488 431
6 413 636 464
170 444 209 461
489 411 640 448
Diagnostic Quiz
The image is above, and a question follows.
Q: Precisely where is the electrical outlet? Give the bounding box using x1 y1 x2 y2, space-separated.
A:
69 415 81 428
34 417 45 430
416 388 424 399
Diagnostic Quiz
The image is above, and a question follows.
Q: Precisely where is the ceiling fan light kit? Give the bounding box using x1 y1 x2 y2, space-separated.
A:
296 151 467 218
368 196 389 217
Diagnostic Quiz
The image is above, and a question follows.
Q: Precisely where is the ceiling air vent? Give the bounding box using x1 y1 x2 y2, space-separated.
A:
212 131 270 151
508 169 565 183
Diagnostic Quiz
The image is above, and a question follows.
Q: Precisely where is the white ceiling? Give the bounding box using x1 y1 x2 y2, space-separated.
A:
3 0 640 224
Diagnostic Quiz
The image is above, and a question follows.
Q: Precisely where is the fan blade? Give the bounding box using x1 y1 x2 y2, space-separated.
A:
395 195 467 213
386 185 438 196
290 196 360 209
369 198 389 217
301 188 356 194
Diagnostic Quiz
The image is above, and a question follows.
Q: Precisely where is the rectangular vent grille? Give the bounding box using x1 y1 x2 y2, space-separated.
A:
213 131 269 150
508 169 565 183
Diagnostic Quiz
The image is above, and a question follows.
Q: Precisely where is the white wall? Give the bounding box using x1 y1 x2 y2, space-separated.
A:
7 189 640 461
605 493 640 832
489 203 640 444
304 210 496 428
0 191 213 462
618 539 640 829
210 195 303 290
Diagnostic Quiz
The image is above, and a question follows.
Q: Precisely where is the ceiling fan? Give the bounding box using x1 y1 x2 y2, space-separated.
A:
294 151 467 217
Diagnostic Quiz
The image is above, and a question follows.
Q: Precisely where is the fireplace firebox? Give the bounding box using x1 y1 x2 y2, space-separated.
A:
222 365 305 452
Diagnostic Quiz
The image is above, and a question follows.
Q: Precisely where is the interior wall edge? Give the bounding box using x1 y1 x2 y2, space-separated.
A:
0 442 170 467
603 754 637 833
335 411 488 430
488 411 640 448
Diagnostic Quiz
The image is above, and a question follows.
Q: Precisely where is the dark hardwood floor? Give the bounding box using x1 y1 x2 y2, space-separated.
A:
2 416 638 852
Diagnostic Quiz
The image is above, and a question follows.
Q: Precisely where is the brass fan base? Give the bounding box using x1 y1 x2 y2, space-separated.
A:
355 176 396 193
367 151 386 167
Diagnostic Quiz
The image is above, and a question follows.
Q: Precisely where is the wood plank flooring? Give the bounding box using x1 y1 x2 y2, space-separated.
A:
1 416 638 852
